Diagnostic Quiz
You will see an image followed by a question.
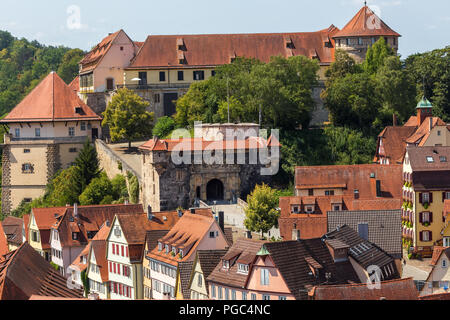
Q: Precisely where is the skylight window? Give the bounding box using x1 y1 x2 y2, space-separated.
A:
440 156 447 162
426 156 434 163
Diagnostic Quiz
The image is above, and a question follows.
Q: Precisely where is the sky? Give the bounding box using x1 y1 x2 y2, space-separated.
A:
0 0 449 58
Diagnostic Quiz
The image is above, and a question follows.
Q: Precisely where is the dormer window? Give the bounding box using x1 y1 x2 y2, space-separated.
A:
165 244 169 253
285 38 294 49
222 260 230 269
75 106 83 114
332 204 342 211
172 247 177 255
291 205 300 214
158 242 163 251
354 189 360 199
72 232 78 240
237 263 249 274
305 205 315 213
179 250 183 258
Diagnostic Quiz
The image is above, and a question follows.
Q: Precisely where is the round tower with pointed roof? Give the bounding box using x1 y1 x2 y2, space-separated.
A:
333 4 401 62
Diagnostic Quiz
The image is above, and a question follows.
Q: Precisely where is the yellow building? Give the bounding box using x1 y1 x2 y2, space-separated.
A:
402 145 450 257
0 72 102 214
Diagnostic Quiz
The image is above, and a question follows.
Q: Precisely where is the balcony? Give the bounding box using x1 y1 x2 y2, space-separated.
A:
117 83 190 90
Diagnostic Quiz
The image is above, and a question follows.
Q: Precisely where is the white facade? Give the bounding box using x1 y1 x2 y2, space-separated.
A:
87 249 108 300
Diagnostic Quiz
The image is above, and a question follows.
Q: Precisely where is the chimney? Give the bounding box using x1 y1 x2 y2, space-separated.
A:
73 203 78 218
429 117 433 132
147 205 153 220
376 180 382 197
190 208 195 214
218 211 225 233
392 113 397 127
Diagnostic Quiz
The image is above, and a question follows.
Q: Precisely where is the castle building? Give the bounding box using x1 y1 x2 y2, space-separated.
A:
0 72 102 214
138 123 278 212
77 5 400 126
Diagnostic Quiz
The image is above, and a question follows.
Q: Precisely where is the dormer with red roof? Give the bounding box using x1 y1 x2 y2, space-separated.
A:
333 5 400 62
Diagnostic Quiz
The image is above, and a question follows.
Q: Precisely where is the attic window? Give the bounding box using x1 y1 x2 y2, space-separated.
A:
72 232 78 240
237 263 249 274
305 205 315 213
222 260 230 269
165 244 169 253
75 106 83 114
440 156 447 162
285 38 294 49
158 242 163 251
114 227 121 237
354 189 360 199
426 156 434 163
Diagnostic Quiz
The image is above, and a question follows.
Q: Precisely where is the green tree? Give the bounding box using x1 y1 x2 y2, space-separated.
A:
74 140 101 191
45 166 81 206
57 49 85 84
152 116 176 138
363 37 395 75
79 172 113 205
102 88 154 148
244 184 280 239
128 175 139 204
111 174 129 200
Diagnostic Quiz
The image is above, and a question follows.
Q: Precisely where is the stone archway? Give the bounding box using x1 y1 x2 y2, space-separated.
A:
206 179 224 201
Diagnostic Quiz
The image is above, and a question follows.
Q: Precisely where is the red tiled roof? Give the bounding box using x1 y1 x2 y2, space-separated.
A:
375 126 417 164
309 278 417 300
404 116 418 127
32 207 67 230
0 72 102 123
1 216 24 246
68 76 79 93
405 117 446 145
332 6 401 38
419 292 450 300
295 164 403 200
148 211 221 266
0 223 8 257
128 27 339 69
80 31 120 73
431 246 446 266
23 215 30 242
139 136 278 152
0 243 84 300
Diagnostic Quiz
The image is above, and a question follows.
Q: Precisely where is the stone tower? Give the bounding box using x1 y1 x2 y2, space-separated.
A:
333 4 401 63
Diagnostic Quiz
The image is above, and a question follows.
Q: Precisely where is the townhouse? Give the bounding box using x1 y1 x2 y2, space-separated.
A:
50 203 143 277
188 249 228 300
402 146 450 256
146 208 230 300
374 98 449 165
106 209 179 300
0 242 84 300
421 247 450 296
279 164 402 241
1 216 27 252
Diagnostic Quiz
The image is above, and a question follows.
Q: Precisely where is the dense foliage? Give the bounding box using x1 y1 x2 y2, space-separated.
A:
152 116 176 138
0 30 84 116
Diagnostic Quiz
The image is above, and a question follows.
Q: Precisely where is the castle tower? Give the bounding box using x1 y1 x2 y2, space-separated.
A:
332 4 401 62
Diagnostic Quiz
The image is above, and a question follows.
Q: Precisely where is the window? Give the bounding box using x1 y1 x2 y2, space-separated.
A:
69 148 77 153
262 294 271 300
237 263 249 274
23 149 30 153
260 268 269 285
193 71 205 81
346 38 350 46
211 70 216 77
35 128 40 137
222 260 229 269
251 293 256 300
224 288 229 300
422 192 430 203
165 244 169 253
22 163 34 174
211 284 216 298
31 230 39 242
158 242 163 251
231 290 236 300
325 190 335 196
218 286 223 300
440 156 447 163
80 122 86 131
354 189 360 199
138 72 148 85
242 292 247 300
23 198 32 203
209 231 216 238
178 71 184 81
198 274 203 287
279 296 287 300
308 189 314 196
68 127 75 137
358 37 363 45
422 231 431 242
422 212 431 223
15 128 20 137
305 205 314 213
114 227 121 237
72 232 78 240
426 156 434 163
439 281 449 289
154 93 160 103
438 130 442 136
291 205 300 214
442 259 447 268
106 78 114 91
333 204 342 211
371 37 376 44
159 72 166 82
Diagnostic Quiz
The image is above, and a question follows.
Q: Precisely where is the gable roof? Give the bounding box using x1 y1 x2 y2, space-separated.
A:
196 249 229 295
295 164 403 200
332 5 401 38
324 225 399 279
178 261 194 300
148 211 221 266
309 278 418 300
263 239 360 300
375 126 417 164
405 117 446 145
128 27 339 70
0 224 8 257
1 216 24 246
68 76 79 93
207 238 266 289
327 209 402 259
0 72 102 123
0 242 83 300
53 204 143 248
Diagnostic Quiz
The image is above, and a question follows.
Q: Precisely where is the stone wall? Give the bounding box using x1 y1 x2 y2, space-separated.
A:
46 144 61 182
1 145 12 214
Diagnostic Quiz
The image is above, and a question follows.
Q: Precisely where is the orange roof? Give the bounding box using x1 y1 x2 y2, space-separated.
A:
128 27 339 69
405 117 446 145
139 135 278 152
309 278 417 300
148 211 219 266
333 6 401 38
23 215 30 242
431 246 446 266
0 72 102 123
32 207 67 230
404 116 418 127
0 223 8 257
80 30 120 73
375 126 417 164
68 76 79 93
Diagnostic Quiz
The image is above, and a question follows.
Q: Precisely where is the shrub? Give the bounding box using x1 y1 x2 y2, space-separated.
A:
152 116 176 139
